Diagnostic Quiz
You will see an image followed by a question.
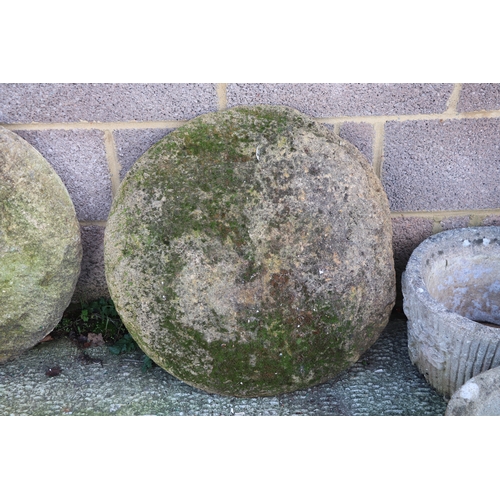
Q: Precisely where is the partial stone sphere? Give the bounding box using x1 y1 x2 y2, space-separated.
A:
0 127 82 363
104 106 395 397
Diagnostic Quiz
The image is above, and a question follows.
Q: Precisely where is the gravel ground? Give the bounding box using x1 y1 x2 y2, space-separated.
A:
0 316 447 416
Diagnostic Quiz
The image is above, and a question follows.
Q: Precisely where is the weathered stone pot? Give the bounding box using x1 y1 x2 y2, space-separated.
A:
104 105 396 397
403 226 500 399
0 127 82 362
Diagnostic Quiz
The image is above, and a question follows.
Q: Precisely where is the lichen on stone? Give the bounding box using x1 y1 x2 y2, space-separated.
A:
0 127 82 362
104 106 395 397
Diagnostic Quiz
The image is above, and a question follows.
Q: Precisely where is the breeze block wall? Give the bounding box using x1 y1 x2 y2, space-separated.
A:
1 83 500 306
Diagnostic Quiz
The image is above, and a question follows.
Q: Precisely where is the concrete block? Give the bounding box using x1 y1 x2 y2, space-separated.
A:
440 216 470 231
382 119 500 211
0 84 218 123
16 129 112 221
339 121 374 162
227 84 453 117
391 216 434 276
114 128 174 180
321 122 373 163
321 123 335 132
391 216 433 307
73 225 109 302
484 215 500 226
457 84 500 112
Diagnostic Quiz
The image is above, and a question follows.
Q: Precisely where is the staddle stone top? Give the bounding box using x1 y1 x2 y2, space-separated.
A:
0 127 82 362
105 106 395 396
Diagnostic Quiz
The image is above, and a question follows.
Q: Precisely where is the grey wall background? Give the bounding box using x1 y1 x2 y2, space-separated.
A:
2 83 500 305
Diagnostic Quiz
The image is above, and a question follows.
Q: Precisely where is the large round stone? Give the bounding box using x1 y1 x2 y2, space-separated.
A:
0 127 82 363
104 106 395 397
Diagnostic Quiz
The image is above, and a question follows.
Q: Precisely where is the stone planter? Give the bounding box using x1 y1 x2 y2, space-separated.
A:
446 364 500 415
402 226 500 399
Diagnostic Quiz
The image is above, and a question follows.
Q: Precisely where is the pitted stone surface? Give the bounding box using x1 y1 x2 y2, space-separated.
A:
0 127 82 363
104 106 395 397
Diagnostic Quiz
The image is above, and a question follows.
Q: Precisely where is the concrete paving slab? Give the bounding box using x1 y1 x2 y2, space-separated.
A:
0 317 447 416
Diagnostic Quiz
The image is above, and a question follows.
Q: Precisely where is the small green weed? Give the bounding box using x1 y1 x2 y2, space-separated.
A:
108 333 155 372
80 308 89 323
53 297 125 341
142 356 154 372
79 298 124 340
108 333 137 354
53 298 155 372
